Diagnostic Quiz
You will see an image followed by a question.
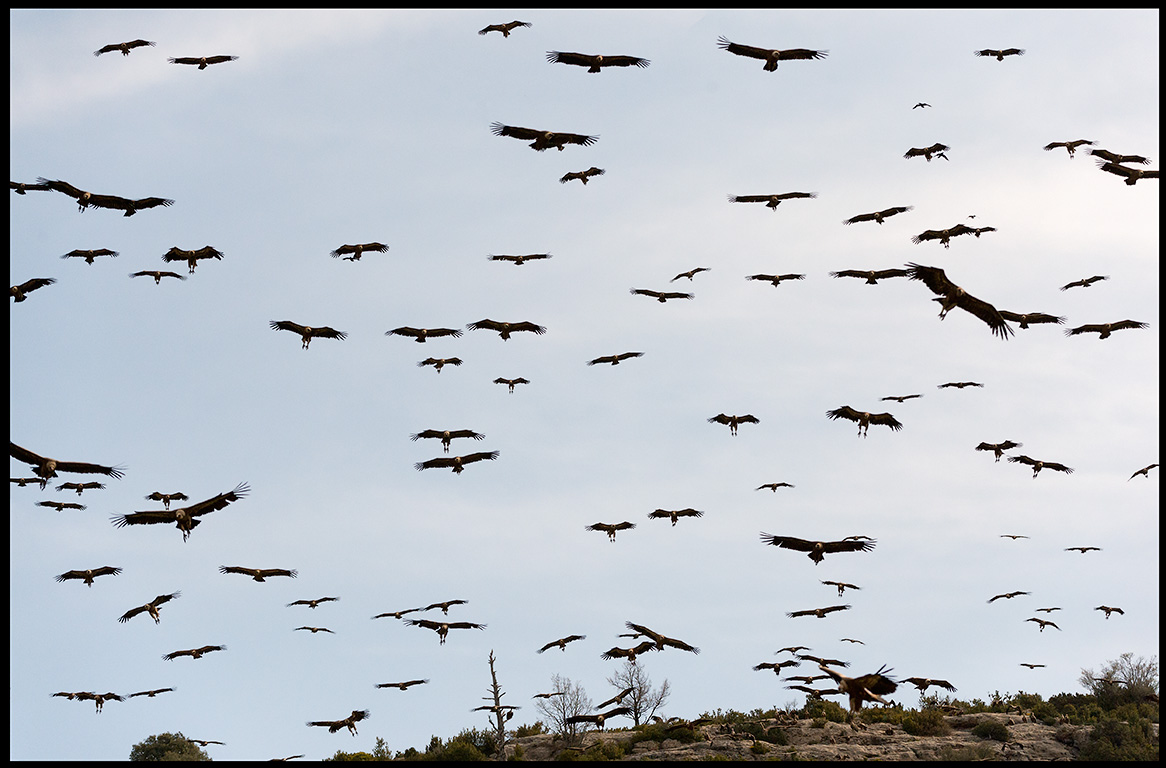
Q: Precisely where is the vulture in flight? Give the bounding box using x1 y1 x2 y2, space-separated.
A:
10 477 44 487
331 242 388 261
708 413 759 435
1000 534 1029 540
760 533 876 565
588 352 644 366
630 288 693 302
187 739 225 747
648 508 704 527
10 441 123 486
1008 455 1074 478
130 270 186 284
307 709 370 736
118 591 180 624
912 224 973 247
414 451 500 474
288 597 339 609
998 310 1065 329
671 267 711 282
144 491 188 509
387 326 463 343
842 207 913 226
372 608 421 620
969 226 997 238
757 482 795 491
55 566 122 587
1095 160 1159 185
787 604 852 619
1065 546 1101 554
494 377 529 393
61 248 118 264
938 381 983 390
818 665 898 725
830 268 910 284
295 626 335 634
597 687 635 709
1095 605 1124 619
10 180 52 194
841 638 865 645
478 20 531 37
490 122 598 152
716 36 827 71
565 706 632 729
1044 139 1095 157
822 580 861 597
1089 148 1151 165
422 599 468 615
538 635 587 653
220 566 297 582
825 406 903 437
976 441 1022 462
988 590 1030 603
270 321 347 349
903 143 950 162
534 691 566 699
745 273 806 286
418 357 462 373
974 48 1025 60
128 688 174 698
162 246 222 273
37 500 86 511
777 646 812 655
1065 320 1148 339
168 55 239 69
94 39 155 56
625 621 700 654
798 653 849 668
488 252 552 265
601 641 657 663
377 679 428 690
11 278 57 303
76 692 125 713
1025 617 1061 632
410 429 485 453
36 177 173 215
1061 275 1108 290
113 482 249 541
403 618 485 645
729 192 817 209
466 319 546 339
912 102 931 109
585 521 636 542
1035 607 1061 613
905 262 1014 339
561 167 605 184
1129 463 1159 480
1020 663 1046 669
903 677 957 693
881 394 922 403
546 51 649 72
753 659 801 676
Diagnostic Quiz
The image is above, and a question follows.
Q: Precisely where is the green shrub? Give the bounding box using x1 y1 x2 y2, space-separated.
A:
936 744 997 760
441 740 487 761
901 709 951 736
971 719 1011 742
750 741 770 755
513 721 546 738
1078 716 1159 761
804 699 847 723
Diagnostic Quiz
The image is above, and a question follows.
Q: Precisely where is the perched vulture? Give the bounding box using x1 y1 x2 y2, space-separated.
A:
630 288 693 302
799 653 849 667
988 590 1030 603
1065 320 1148 339
601 641 657 663
219 566 298 582
57 481 105 495
842 207 913 226
1095 605 1124 619
625 621 700 654
565 706 632 729
1089 148 1151 165
903 143 950 162
760 533 876 565
1025 617 1061 632
825 406 903 437
881 394 922 403
410 429 484 453
912 224 973 247
330 242 388 261
1000 534 1029 540
128 688 174 698
729 192 817 209
1035 607 1061 613
270 320 347 349
716 36 827 71
36 500 86 511
490 122 598 152
372 608 421 620
905 263 1014 339
1044 139 1095 157
830 268 910 284
1095 160 1159 185
112 482 249 542
822 580 861 597
306 709 370 736
1129 463 1159 480
488 252 552 265
974 48 1025 60
841 638 865 645
494 377 529 392
938 381 983 389
387 326 463 343
745 273 806 286
904 677 957 693
414 451 499 474
422 599 469 615
404 618 485 645
168 55 239 69
547 51 649 72
162 246 222 273
998 311 1065 329
787 604 851 619
55 566 122 587
144 491 189 509
418 357 462 373
538 635 587 653
708 413 759 435
466 319 546 339
36 177 173 215
130 270 186 284
597 687 635 709
478 20 531 37
818 665 898 724
1060 275 1109 291
976 441 1023 462
94 39 155 56
912 102 931 109
10 278 57 303
671 267 711 282
294 626 335 634
585 521 636 542
648 508 704 527
377 679 428 690
588 352 645 366
1007 455 1073 478
1065 546 1101 554
287 597 339 609
559 167 606 185
1020 663 1046 669
118 591 180 624
10 180 52 194
10 441 123 485
61 248 118 264
756 482 795 491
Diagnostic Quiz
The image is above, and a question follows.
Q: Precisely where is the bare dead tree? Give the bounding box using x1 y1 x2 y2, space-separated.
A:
604 660 670 726
534 674 592 743
479 650 511 757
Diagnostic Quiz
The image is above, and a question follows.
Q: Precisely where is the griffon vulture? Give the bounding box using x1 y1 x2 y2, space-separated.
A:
625 621 700 654
757 482 795 491
1007 455 1073 478
912 224 973 247
168 55 239 69
387 326 463 343
1035 607 1061 613
825 406 903 437
55 566 122 587
56 481 105 495
372 608 421 620
974 48 1025 60
716 36 827 71
220 566 297 582
145 491 188 509
976 441 1023 462
10 441 123 485
466 319 546 339
36 177 173 215
588 352 645 366
798 653 849 667
403 618 485 645
295 626 335 634
118 592 180 624
830 268 910 284
760 533 876 564
10 278 57 303
490 122 598 152
1129 463 1159 480
708 413 759 435
417 357 462 373
130 270 186 284
565 706 632 729
905 263 1014 339
77 691 124 713
818 664 898 724
1065 546 1101 553
648 508 704 527
331 242 388 261
881 394 922 403
478 20 531 37
414 451 499 474
270 321 347 349
777 646 812 655
1061 275 1108 291
94 39 155 56
630 288 693 302
10 477 43 487
288 597 339 609
841 638 865 645
671 267 711 282
489 252 552 265
1000 534 1029 540
377 679 428 690
903 143 950 162
586 522 636 542
904 677 957 693
938 381 983 389
1044 139 1095 157
1095 160 1159 185
745 273 806 286
410 429 484 453
600 641 657 663
754 660 802 676
729 192 817 209
842 207 913 225
546 51 649 72
912 102 931 109
787 605 852 619
822 580 861 597
37 500 86 511
988 590 1030 603
307 709 370 736
112 482 249 541
538 635 586 653
61 248 118 264
422 599 468 615
162 246 221 273
494 377 529 393
1025 617 1061 632
1065 320 1148 339
560 167 605 184
11 180 52 194
1089 148 1151 165
128 688 174 698
998 311 1065 329
1095 605 1124 619
1020 663 1046 669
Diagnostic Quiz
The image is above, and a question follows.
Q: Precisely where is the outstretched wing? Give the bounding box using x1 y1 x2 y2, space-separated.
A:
716 36 771 60
490 122 541 140
185 483 250 518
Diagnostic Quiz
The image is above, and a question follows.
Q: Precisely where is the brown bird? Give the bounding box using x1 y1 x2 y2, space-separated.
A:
490 122 598 152
478 20 531 37
1044 139 1095 157
729 192 818 210
1008 455 1074 478
903 677 957 693
36 500 86 511
130 270 186 284
969 226 997 238
295 626 335 634
1020 663 1046 669
220 566 298 582
588 352 645 366
1095 160 1159 185
538 635 587 653
410 429 485 454
630 288 693 302
1061 275 1109 291
162 246 222 273
414 451 499 474
11 278 57 303
417 357 462 373
10 477 44 487
422 599 469 615
489 252 552 265
1025 618 1061 632
648 508 704 527
76 691 125 713
912 224 974 248
905 263 1014 339
976 441 1023 462
745 273 806 286
94 39 155 56
112 482 249 542
1035 607 1061 613
168 55 239 69
716 36 827 71
55 481 105 495
757 482 795 491
842 207 913 226
55 566 122 587
912 102 931 109
840 638 865 645
903 143 951 162
10 441 123 486
372 608 421 620
187 739 225 747
671 267 711 282
119 592 180 624
1065 546 1101 554
387 326 463 343
754 659 801 675
270 321 347 349
11 180 52 194
1089 148 1151 165
144 491 189 510
818 664 898 724
1095 605 1124 619
377 679 428 690
565 706 632 729
988 590 1030 603
777 646 812 655
1129 463 1159 480
830 268 911 284
586 521 636 542
466 318 546 339
708 413 759 435
786 685 840 699
798 653 849 667
760 534 876 565
998 311 1066 329
974 48 1025 61
624 621 700 654
1000 534 1029 540
546 51 649 72
404 618 485 645
1065 320 1148 339
881 394 922 403
822 580 861 597
533 691 565 699
494 377 529 393
938 381 983 389
288 597 339 609
61 248 118 264
597 687 635 709
825 406 903 437
787 674 830 684
128 688 174 699
307 709 370 736
330 242 388 261
36 177 173 215
787 604 851 619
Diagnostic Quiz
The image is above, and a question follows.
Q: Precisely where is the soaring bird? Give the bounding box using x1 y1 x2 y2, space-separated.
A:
905 263 1014 339
1008 455 1073 478
295 626 335 634
1035 607 1061 613
187 739 225 747
912 102 931 109
490 122 598 152
903 143 950 162
708 413 759 436
288 597 339 609
1020 663 1046 669
601 643 658 666
11 180 52 194
786 674 829 684
648 508 704 527
489 252 552 265
1065 320 1148 339
841 638 865 645
630 288 693 302
988 590 1030 603
538 635 587 653
998 311 1065 329
128 688 174 698
729 192 817 210
75 691 124 713
559 167 606 185
787 605 851 619
307 710 370 736
588 352 645 366
565 706 632 729
938 381 983 390
144 491 188 510
61 248 118 264
410 429 484 453
55 566 122 587
417 357 462 373
1065 546 1101 554
220 566 297 582
478 20 531 37
57 481 105 496
466 319 546 339
760 534 876 565
372 608 421 620
494 377 529 393
168 55 239 69
10 477 44 487
671 267 711 282
757 482 795 491
817 665 898 724
162 246 221 273
36 177 173 215
968 226 997 238
330 242 388 261
1044 139 1095 157
822 580 861 597
377 679 428 690
94 39 155 56
911 224 973 247
112 482 249 541
586 522 636 542
37 500 86 511
777 646 812 655
10 442 123 487
404 618 485 645
716 36 827 71
422 599 469 615
1129 463 1159 480
1089 148 1151 165
414 451 499 474
842 207 913 226
1095 605 1124 619
903 677 957 693
976 441 1023 462
825 406 903 437
10 278 57 303
118 592 180 624
745 273 806 286
546 51 649 72
1095 160 1159 185
830 268 910 284
1060 275 1109 291
1025 618 1061 632
625 621 700 654
1000 534 1029 540
798 653 849 667
881 394 922 403
270 321 347 349
130 270 186 284
387 326 462 343
597 687 635 709
974 48 1025 61
533 691 566 699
